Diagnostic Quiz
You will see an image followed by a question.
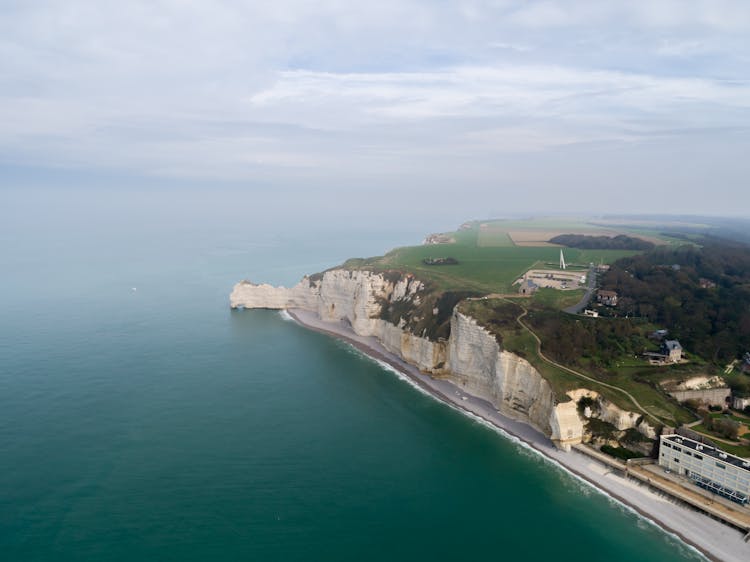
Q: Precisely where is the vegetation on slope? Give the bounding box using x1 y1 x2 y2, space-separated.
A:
333 219 750 427
599 239 750 363
377 283 481 342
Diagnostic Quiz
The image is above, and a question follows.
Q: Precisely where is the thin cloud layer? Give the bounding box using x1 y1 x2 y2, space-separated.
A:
1 1 749 214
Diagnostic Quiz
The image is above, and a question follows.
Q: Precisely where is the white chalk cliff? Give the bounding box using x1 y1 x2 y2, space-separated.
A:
231 269 653 449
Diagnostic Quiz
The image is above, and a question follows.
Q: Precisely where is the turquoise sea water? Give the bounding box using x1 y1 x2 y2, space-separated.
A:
0 190 705 561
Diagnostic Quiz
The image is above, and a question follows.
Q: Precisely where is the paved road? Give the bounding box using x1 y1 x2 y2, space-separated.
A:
564 265 597 314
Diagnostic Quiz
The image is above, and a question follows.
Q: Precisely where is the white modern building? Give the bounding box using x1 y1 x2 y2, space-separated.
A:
659 434 750 505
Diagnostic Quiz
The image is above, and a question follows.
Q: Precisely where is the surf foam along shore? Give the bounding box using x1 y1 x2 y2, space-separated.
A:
284 308 749 562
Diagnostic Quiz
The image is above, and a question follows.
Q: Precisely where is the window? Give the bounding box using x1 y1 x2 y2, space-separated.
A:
694 454 703 460
716 462 725 469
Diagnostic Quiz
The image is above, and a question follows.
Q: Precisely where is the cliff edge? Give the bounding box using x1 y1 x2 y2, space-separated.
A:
231 269 654 449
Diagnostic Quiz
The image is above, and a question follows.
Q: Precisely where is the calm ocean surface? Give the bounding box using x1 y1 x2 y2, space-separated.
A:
0 189 703 561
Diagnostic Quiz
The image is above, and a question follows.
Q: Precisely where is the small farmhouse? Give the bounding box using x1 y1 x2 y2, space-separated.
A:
518 279 538 295
662 340 683 363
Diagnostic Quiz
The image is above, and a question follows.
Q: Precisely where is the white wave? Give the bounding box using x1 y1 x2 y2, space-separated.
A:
278 310 294 322
372 358 439 401
342 339 707 561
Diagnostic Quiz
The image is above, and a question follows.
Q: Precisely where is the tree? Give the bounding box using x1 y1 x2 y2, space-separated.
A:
714 418 740 441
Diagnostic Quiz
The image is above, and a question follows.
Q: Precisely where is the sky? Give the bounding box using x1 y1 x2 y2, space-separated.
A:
1 0 749 221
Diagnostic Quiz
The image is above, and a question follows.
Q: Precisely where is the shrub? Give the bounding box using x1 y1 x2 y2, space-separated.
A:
577 396 596 415
601 445 641 460
682 399 701 412
622 427 649 444
586 418 618 440
714 418 740 441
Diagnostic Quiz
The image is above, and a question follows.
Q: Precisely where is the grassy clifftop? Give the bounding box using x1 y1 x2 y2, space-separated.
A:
341 219 642 294
333 217 750 431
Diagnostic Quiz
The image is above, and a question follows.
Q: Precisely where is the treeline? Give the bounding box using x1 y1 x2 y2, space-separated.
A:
599 239 750 363
525 310 643 369
549 234 654 251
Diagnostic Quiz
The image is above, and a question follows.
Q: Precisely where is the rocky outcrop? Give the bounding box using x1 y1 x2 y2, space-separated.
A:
568 389 657 441
231 278 320 310
230 269 652 449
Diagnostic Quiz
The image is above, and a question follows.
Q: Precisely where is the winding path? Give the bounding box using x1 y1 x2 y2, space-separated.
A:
508 299 665 426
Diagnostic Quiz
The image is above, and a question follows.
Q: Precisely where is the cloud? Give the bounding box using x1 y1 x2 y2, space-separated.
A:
0 0 749 216
248 65 750 131
506 1 750 31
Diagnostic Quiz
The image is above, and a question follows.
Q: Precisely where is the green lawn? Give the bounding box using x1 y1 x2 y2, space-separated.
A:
689 425 750 458
358 223 637 294
709 412 750 423
593 371 693 425
345 219 648 293
714 443 750 459
476 228 515 247
526 288 585 310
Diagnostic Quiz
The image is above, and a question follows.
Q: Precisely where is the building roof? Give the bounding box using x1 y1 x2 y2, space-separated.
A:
662 434 750 473
598 290 618 297
665 340 682 351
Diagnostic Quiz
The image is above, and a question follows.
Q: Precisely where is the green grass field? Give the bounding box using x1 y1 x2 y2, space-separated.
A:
356 223 638 293
476 228 515 247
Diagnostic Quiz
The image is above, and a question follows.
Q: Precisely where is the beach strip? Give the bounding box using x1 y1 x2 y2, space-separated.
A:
286 308 750 562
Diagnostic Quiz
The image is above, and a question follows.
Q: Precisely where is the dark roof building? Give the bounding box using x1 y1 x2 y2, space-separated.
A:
518 279 539 295
597 290 618 306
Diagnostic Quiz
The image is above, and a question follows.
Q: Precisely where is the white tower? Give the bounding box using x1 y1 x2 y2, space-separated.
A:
559 249 567 270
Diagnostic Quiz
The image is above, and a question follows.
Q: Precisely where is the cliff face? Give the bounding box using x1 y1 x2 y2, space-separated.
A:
446 312 560 441
230 269 651 449
232 271 445 373
231 278 320 310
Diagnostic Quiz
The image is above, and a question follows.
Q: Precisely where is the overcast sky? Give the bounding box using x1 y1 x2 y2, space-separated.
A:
2 1 749 218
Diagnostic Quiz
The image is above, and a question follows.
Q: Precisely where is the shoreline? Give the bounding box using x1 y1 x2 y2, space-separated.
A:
285 308 749 562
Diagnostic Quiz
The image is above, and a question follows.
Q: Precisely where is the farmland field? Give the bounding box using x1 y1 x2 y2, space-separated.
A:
353 222 641 293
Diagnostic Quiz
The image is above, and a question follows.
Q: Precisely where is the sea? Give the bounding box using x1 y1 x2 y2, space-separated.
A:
0 187 705 561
